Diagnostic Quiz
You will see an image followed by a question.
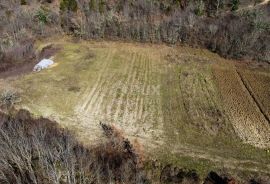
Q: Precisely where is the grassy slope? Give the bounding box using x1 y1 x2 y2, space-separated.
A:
5 36 270 177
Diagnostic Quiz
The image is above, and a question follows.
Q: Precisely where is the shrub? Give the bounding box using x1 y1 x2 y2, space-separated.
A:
231 0 239 11
35 9 49 24
195 0 205 16
99 0 106 13
0 90 20 108
89 0 97 11
20 0 27 5
60 0 78 12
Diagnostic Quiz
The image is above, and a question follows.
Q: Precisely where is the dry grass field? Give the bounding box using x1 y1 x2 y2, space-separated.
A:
1 37 270 176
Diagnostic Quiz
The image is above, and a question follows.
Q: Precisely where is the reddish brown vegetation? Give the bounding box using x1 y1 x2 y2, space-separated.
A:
0 39 36 78
0 109 149 183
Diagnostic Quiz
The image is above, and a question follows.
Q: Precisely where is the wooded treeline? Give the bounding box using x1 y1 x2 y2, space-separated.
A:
61 0 270 62
0 0 269 70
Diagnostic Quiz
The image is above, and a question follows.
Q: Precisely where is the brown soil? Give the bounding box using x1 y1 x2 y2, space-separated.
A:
38 44 61 60
0 60 37 79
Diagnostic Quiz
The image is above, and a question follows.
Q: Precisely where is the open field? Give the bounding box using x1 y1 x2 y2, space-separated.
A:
1 37 270 177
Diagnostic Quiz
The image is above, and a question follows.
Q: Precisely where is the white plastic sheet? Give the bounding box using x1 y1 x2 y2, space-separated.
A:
33 59 54 72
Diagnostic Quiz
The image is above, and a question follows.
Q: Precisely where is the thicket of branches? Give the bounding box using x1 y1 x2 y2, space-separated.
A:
0 110 148 184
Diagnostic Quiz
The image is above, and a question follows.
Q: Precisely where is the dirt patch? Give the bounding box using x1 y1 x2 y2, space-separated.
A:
236 69 270 124
68 86 81 92
0 60 37 79
38 44 61 60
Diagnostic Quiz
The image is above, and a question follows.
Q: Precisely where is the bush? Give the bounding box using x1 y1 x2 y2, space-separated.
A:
0 90 20 108
60 0 78 12
35 9 49 24
99 0 106 13
89 0 97 11
231 0 239 11
20 0 27 5
195 0 205 16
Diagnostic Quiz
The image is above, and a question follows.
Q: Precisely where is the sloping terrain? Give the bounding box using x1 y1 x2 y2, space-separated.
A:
1 37 270 177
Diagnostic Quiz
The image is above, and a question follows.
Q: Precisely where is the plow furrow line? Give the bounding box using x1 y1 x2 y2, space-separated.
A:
142 55 151 123
78 52 111 112
133 55 146 122
103 50 134 120
136 57 148 121
90 74 118 118
82 50 115 112
112 53 137 122
121 54 142 124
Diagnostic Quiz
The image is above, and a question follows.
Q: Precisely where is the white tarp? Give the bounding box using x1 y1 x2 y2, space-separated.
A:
33 59 54 72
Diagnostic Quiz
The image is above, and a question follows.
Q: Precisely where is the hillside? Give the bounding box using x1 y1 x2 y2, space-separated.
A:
0 0 270 184
1 37 270 182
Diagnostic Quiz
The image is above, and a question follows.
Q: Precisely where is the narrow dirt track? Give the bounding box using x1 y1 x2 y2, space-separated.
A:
172 144 270 174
